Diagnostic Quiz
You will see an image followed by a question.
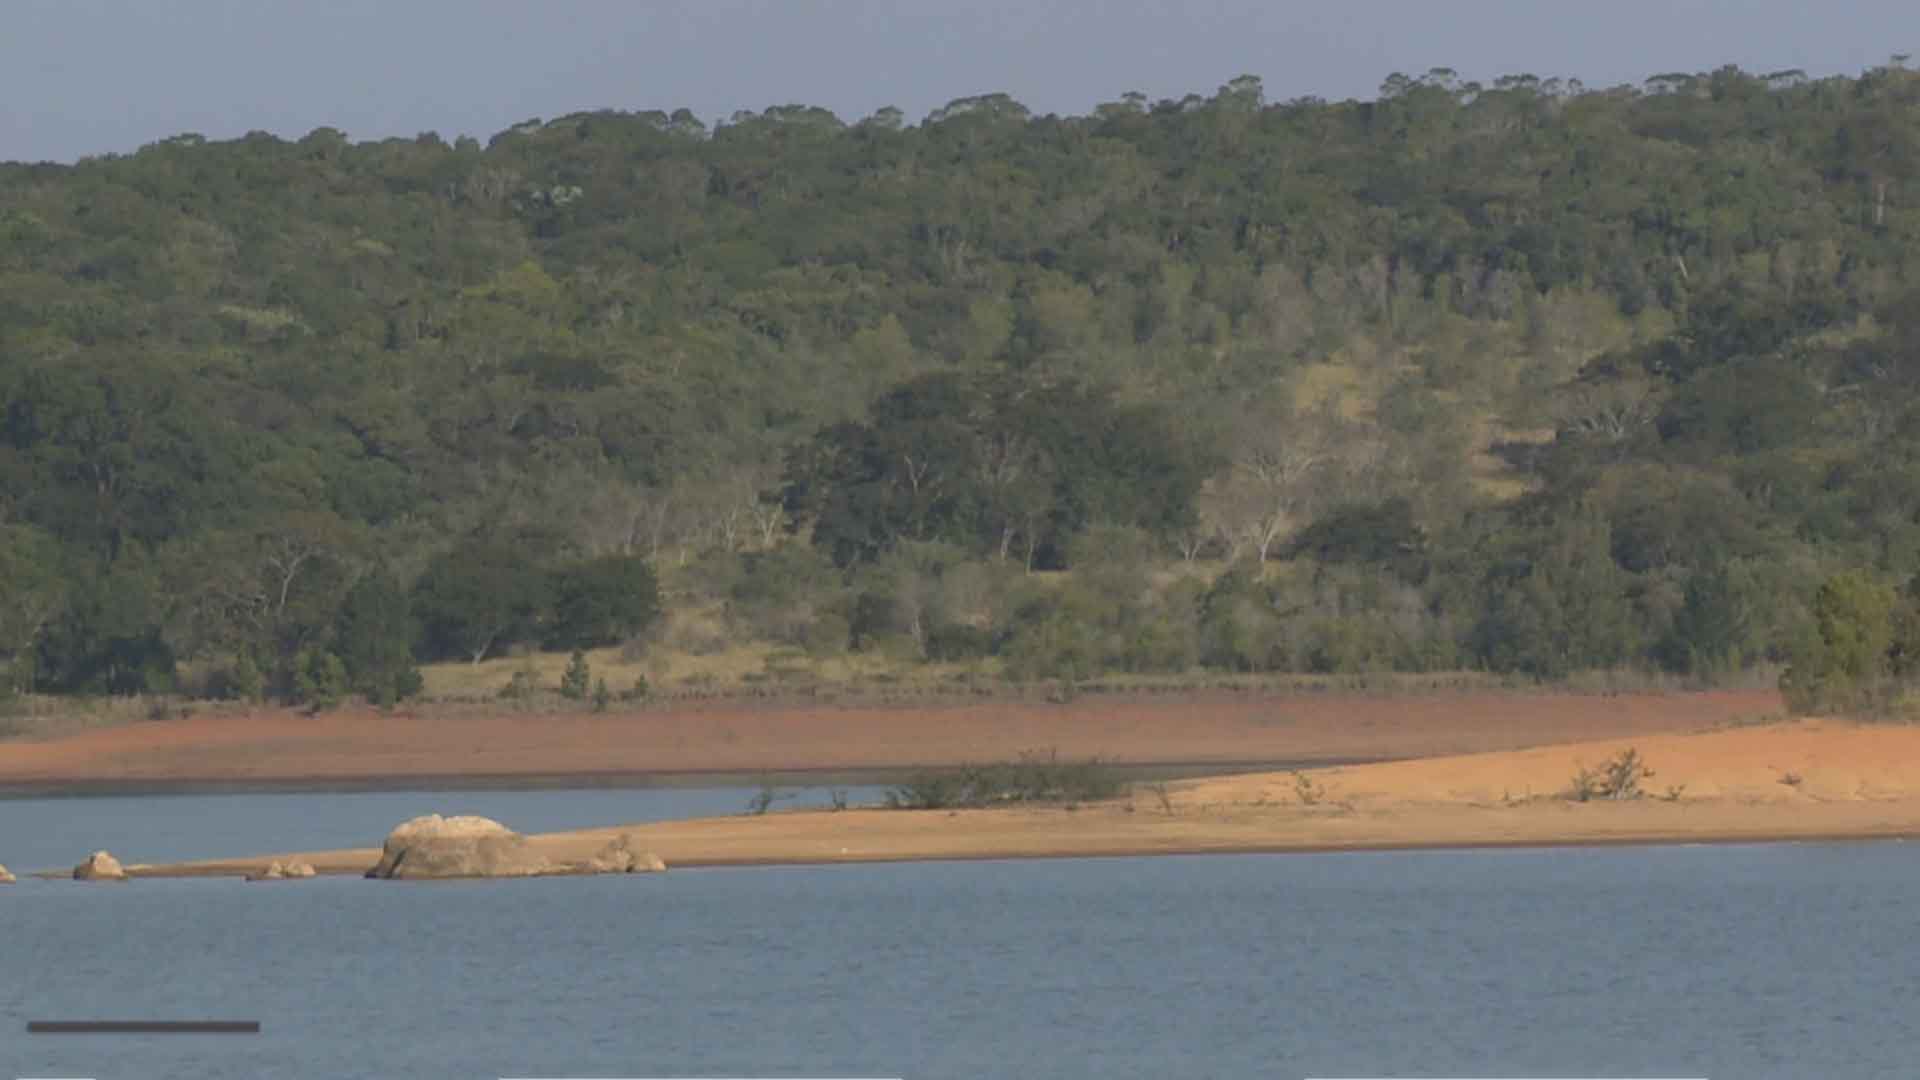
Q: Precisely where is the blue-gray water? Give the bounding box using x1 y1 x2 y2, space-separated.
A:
3 791 1918 1079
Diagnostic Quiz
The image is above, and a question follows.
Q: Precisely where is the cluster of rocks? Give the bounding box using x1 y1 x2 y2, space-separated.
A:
245 860 318 882
27 813 666 884
584 833 668 875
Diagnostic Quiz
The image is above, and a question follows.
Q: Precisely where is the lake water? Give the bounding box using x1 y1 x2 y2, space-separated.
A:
3 790 1918 1079
0 784 887 872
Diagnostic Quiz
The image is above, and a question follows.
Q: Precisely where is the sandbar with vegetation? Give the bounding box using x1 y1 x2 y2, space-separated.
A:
106 720 1920 878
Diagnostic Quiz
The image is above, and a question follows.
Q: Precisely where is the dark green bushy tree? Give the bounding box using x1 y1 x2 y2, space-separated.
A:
333 571 424 705
545 555 661 650
291 647 349 711
412 542 550 663
1469 511 1642 678
35 554 175 694
782 371 1213 567
1781 570 1898 713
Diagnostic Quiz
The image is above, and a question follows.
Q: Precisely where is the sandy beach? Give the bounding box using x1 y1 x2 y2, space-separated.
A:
116 718 1920 878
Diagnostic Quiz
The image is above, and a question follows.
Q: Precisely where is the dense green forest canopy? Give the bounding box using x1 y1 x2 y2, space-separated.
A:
6 62 1920 704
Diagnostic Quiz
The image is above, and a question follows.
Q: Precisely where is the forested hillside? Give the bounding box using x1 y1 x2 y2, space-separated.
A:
6 63 1920 707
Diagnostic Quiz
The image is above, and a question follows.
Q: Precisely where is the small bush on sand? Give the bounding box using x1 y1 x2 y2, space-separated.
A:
1568 747 1653 802
1291 770 1327 806
1146 781 1175 816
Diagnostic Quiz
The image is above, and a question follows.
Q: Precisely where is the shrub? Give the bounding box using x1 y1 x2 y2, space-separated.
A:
747 781 792 815
884 750 1125 809
216 653 266 703
926 622 994 661
1568 747 1653 801
1291 770 1328 805
545 555 661 650
412 541 549 663
334 570 422 706
291 649 349 711
560 650 591 700
1781 571 1899 714
500 660 540 704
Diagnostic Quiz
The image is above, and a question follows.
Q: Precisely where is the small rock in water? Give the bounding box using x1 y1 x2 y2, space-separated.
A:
586 841 636 874
73 850 128 881
585 834 667 874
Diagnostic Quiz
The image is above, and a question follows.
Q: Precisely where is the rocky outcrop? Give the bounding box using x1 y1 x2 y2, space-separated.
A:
245 859 315 881
246 861 286 882
583 834 668 875
0 863 14 884
365 815 550 880
73 850 127 881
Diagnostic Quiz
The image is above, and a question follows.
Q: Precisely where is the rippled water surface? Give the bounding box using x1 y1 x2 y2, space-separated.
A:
3 793 1917 1079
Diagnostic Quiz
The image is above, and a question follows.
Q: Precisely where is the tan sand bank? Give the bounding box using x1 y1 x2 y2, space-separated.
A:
0 689 1778 790
124 719 1920 878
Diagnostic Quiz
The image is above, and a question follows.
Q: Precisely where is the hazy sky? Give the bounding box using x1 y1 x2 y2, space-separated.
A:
7 0 1918 163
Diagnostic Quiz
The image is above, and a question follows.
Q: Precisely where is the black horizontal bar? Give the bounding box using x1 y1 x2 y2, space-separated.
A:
28 1020 261 1034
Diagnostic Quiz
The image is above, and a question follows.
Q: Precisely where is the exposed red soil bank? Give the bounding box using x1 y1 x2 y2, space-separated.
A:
0 689 1780 789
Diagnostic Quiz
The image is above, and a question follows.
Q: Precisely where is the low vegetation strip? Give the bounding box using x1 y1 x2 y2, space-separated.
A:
883 751 1127 810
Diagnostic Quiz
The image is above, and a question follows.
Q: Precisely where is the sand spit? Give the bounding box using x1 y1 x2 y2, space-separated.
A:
113 720 1920 879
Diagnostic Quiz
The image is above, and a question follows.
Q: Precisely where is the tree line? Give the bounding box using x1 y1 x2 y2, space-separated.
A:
4 60 1920 707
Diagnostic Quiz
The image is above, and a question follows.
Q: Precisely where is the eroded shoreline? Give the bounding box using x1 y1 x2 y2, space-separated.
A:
0 689 1779 791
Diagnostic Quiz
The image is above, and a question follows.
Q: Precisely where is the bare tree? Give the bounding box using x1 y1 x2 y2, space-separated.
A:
1552 373 1663 443
1208 401 1351 563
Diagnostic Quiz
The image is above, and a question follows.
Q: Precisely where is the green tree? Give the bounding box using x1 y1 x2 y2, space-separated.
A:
1468 511 1642 678
291 648 349 711
333 570 423 706
545 555 661 650
783 371 1212 567
35 553 175 694
560 649 591 700
412 541 549 663
1782 571 1897 713
0 523 66 693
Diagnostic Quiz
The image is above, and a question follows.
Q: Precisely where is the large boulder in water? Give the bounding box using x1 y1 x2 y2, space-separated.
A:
0 863 14 884
365 815 550 880
73 850 127 881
